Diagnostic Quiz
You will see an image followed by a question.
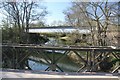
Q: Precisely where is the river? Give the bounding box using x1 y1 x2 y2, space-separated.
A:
28 50 82 72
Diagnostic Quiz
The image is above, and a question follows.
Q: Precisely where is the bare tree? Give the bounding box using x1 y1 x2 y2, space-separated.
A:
64 1 119 46
1 0 48 43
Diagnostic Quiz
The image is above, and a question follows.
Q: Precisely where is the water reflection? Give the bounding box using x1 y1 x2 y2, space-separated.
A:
28 50 82 72
28 60 48 70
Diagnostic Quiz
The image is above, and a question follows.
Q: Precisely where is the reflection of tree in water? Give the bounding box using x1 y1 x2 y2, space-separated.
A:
30 51 81 72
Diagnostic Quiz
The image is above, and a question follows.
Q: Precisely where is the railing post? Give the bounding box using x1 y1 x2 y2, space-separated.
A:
50 50 56 71
86 51 90 72
91 49 96 71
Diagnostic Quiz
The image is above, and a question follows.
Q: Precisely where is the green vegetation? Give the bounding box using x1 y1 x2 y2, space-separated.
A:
2 24 49 44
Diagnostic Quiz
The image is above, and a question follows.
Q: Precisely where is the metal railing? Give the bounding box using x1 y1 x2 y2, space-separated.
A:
2 44 120 73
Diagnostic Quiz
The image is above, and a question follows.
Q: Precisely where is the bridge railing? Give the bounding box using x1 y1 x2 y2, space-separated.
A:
1 44 120 73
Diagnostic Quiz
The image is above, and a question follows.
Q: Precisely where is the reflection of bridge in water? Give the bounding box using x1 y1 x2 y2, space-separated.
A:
2 44 120 73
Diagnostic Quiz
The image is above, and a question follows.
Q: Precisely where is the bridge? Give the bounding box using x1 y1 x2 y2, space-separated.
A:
2 44 120 73
28 26 90 34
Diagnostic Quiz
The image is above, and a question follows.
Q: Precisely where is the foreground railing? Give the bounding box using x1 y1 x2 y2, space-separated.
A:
1 44 120 73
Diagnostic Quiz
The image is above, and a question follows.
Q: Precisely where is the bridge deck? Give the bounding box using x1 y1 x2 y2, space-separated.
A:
1 69 120 79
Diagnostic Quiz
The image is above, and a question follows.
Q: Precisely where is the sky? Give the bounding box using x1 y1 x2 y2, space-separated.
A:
0 0 72 25
42 0 120 25
44 2 71 25
0 0 119 25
